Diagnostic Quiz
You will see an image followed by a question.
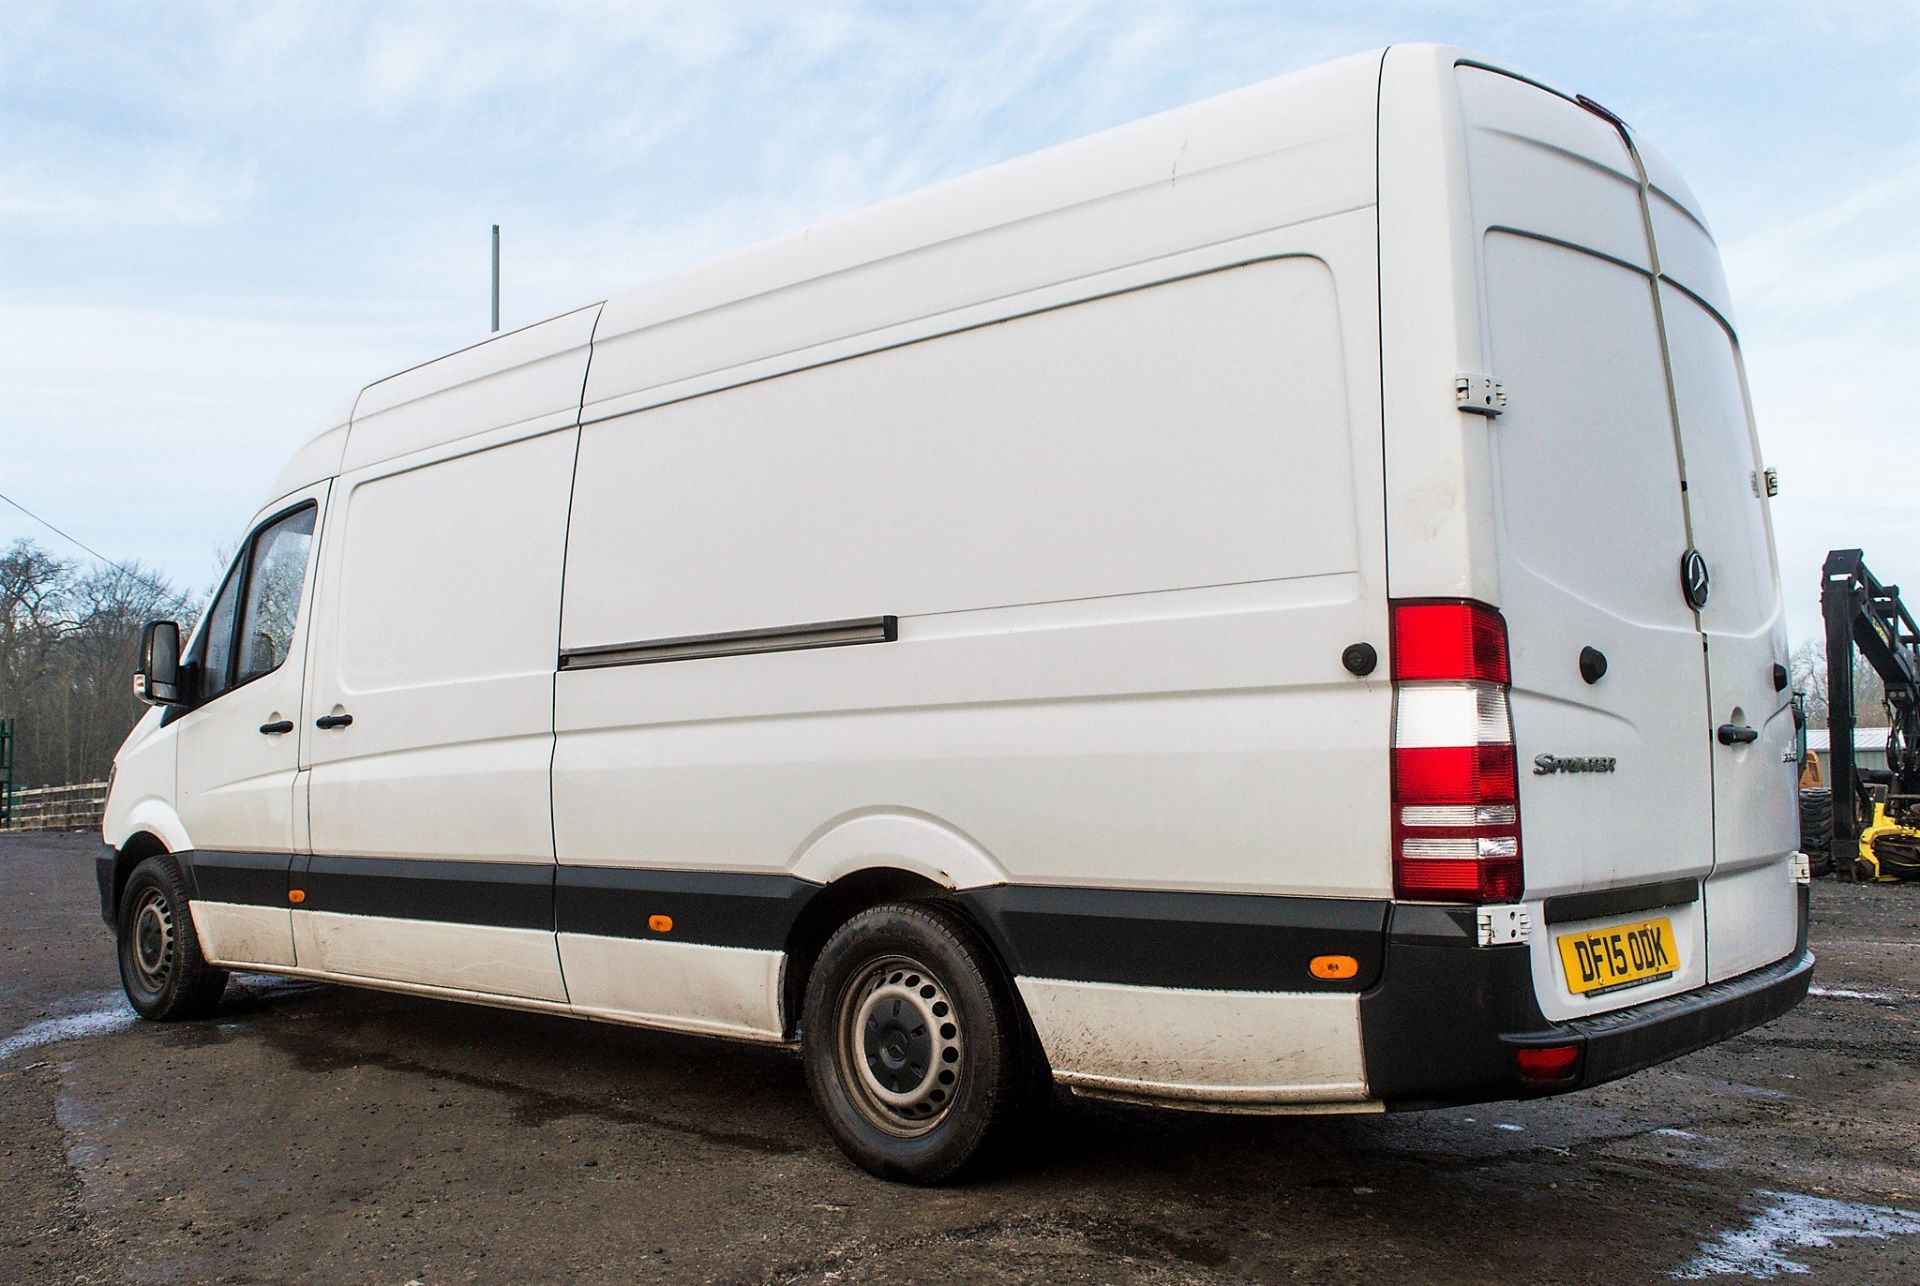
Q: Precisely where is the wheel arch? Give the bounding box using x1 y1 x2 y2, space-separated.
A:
780 867 1024 1040
787 807 1009 890
782 867 945 1037
110 830 173 923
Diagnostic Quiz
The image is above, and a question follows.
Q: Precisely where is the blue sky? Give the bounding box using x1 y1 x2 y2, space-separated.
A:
2 1 1915 647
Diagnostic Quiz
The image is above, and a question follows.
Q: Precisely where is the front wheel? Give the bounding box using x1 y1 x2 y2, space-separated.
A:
801 901 1037 1183
116 855 228 1021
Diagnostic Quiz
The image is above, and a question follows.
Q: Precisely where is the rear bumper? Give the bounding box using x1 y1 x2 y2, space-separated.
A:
1360 886 1812 1107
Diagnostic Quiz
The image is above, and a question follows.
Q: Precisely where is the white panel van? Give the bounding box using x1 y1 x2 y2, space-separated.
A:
101 45 1809 1183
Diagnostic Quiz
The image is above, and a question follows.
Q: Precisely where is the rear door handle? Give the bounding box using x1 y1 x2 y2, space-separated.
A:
258 720 294 735
314 713 354 730
1717 723 1758 745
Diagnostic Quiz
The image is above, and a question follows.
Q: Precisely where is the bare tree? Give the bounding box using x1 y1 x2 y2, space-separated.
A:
0 539 199 787
1790 638 1887 730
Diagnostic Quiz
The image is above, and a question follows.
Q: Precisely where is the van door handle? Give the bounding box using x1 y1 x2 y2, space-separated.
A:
314 713 354 730
258 719 294 735
1717 723 1758 745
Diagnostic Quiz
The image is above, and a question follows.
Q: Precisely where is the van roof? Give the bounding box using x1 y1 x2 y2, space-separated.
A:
268 43 1711 502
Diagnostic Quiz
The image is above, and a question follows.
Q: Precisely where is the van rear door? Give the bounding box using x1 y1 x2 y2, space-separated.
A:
1457 67 1799 1019
1639 163 1798 982
1458 67 1715 1019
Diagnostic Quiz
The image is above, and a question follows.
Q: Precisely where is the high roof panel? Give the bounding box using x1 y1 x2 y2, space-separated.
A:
582 48 1386 423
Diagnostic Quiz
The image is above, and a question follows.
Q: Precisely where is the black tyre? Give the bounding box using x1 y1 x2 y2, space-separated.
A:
116 854 228 1021
1872 832 1920 881
801 901 1037 1184
1799 788 1834 877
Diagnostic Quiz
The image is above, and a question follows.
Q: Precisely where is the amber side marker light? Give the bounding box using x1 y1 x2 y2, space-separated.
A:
648 914 673 933
1309 954 1359 980
288 889 306 905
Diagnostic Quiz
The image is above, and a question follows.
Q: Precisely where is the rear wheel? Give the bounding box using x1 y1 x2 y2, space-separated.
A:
801 901 1035 1184
116 855 227 1021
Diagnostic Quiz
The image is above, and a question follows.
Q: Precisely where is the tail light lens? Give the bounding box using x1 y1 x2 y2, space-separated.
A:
1515 1044 1581 1083
1391 601 1510 683
1391 600 1523 902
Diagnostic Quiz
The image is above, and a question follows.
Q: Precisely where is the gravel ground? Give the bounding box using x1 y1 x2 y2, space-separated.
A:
2 831 1916 1284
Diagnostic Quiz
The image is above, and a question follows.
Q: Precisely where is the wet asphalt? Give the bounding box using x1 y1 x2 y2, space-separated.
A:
2 831 1916 1284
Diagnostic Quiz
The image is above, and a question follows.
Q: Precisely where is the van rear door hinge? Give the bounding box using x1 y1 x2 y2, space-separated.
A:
1476 905 1532 946
1455 373 1506 417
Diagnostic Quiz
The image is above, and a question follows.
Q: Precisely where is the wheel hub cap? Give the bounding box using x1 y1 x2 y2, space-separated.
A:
839 956 964 1136
129 890 174 991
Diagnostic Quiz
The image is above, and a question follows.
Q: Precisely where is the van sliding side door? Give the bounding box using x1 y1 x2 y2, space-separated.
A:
294 429 578 1002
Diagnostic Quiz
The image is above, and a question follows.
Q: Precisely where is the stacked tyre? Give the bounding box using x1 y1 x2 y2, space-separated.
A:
1798 787 1834 878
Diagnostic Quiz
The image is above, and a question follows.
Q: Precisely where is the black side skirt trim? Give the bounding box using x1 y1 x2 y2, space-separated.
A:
296 854 554 931
175 850 1393 991
554 866 816 951
181 850 295 910
959 885 1388 993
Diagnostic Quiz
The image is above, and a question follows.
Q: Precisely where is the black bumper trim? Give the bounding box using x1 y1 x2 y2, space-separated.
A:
1543 876 1699 926
1531 943 1812 1088
1362 886 1812 1107
96 845 118 927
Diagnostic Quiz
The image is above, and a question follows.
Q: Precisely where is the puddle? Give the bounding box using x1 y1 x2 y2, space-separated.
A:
0 995 137 1061
1673 1190 1920 1279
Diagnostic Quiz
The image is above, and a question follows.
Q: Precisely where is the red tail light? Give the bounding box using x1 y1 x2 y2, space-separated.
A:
1393 744 1518 805
1516 1044 1581 1082
1390 601 1523 903
1392 601 1510 683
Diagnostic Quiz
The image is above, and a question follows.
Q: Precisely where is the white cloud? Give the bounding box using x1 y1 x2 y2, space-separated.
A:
1720 155 1920 644
0 301 430 580
0 0 1913 639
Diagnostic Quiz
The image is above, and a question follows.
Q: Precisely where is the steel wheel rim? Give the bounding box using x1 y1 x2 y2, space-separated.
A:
835 953 963 1137
129 888 174 992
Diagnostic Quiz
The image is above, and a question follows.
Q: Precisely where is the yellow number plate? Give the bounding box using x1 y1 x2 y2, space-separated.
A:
1556 916 1677 997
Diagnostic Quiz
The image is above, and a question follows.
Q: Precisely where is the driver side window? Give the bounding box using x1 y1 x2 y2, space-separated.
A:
197 559 244 702
190 503 317 704
238 507 315 683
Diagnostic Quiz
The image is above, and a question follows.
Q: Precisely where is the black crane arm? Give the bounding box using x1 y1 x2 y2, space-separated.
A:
1821 549 1920 879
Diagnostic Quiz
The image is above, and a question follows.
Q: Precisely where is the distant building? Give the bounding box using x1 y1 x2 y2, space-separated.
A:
1806 728 1891 778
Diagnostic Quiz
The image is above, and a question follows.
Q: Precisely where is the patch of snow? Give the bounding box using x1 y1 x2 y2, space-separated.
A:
0 996 136 1061
1672 1190 1920 1279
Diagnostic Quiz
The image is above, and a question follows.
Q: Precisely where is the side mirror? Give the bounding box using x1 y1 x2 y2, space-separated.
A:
136 620 185 707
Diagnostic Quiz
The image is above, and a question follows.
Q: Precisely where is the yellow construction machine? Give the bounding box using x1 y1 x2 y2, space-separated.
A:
1814 550 1920 882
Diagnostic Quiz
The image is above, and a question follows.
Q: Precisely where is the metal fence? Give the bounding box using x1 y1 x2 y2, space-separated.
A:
2 781 108 833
